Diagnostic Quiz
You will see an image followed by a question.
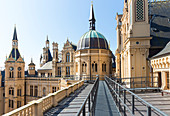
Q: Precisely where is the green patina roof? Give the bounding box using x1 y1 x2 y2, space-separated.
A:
80 30 106 40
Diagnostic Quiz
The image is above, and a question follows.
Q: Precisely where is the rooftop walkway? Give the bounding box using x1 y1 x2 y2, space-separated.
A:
44 81 120 116
95 81 120 116
44 83 93 116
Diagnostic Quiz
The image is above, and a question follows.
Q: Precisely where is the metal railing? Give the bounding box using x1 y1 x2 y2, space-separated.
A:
76 77 99 116
110 76 160 90
105 76 167 116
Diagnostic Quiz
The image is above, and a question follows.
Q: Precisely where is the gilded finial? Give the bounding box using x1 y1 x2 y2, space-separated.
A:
91 0 93 4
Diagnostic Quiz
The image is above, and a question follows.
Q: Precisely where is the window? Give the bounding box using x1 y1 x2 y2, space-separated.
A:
58 67 61 76
102 63 106 72
136 0 145 21
66 67 70 76
18 72 21 78
82 62 87 73
9 67 14 78
9 99 14 108
43 87 46 96
92 61 97 72
167 72 170 89
56 52 58 59
30 85 33 96
17 101 21 108
34 86 38 97
17 88 21 96
9 87 14 96
52 87 57 93
66 52 70 62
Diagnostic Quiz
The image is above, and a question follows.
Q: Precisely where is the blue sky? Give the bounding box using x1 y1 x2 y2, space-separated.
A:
0 0 124 69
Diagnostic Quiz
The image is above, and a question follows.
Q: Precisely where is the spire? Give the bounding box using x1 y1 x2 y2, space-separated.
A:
89 2 96 30
31 58 33 63
13 25 18 41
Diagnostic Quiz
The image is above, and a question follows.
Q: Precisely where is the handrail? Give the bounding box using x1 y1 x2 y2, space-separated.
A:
105 76 167 116
3 80 84 116
76 77 99 116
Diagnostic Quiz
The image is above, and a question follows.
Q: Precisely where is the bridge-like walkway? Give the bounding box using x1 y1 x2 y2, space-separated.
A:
95 81 120 116
44 81 120 116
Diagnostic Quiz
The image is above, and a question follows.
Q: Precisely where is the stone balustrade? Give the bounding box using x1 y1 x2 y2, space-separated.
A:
3 80 84 116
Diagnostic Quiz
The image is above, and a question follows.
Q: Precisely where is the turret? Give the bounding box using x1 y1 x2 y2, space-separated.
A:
52 42 58 77
28 58 36 76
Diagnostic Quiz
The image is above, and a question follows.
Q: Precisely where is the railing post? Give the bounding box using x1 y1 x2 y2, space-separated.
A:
88 95 91 112
116 84 118 105
124 89 126 116
132 95 135 114
147 106 151 116
83 106 86 116
118 85 121 111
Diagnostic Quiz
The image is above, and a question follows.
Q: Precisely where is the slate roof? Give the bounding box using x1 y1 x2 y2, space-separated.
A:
8 48 21 61
149 1 170 57
48 49 52 62
39 61 52 70
151 41 170 59
13 26 18 40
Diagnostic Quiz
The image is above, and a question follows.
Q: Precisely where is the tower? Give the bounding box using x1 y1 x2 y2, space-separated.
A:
42 36 52 65
52 42 58 77
5 26 25 113
28 58 36 76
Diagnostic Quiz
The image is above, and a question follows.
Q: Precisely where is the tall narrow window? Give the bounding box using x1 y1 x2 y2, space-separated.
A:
66 67 70 76
17 101 21 108
9 87 14 96
66 52 70 62
82 62 87 73
18 67 22 78
136 0 145 21
34 86 38 97
30 85 33 96
52 87 56 93
102 63 106 72
17 88 21 96
43 87 46 96
58 67 61 76
92 62 97 72
9 67 14 78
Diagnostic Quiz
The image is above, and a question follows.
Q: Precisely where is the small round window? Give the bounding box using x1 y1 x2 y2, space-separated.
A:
136 42 139 44
18 67 21 71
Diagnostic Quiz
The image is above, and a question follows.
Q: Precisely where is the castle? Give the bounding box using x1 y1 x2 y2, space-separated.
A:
0 3 115 114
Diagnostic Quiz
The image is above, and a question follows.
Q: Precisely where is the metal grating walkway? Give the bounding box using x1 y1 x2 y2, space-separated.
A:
95 81 120 116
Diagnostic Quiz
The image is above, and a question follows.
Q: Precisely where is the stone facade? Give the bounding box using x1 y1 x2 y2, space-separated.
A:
115 0 170 88
0 3 114 115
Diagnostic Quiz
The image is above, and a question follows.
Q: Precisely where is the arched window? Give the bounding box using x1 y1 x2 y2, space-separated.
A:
9 87 14 96
9 67 14 78
17 88 21 96
92 61 97 72
136 0 145 21
82 62 87 73
43 87 46 96
34 86 38 97
66 52 70 62
102 63 106 72
18 67 22 78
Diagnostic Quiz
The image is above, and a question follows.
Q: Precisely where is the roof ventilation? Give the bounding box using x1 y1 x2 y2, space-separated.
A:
152 28 159 32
